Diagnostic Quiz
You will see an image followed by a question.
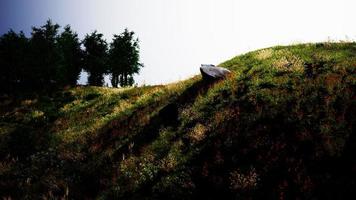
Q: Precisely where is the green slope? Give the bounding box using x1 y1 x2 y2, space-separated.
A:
0 42 355 199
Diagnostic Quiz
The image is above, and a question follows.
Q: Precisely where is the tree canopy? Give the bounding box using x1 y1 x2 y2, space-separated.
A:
57 25 83 86
0 30 28 91
83 31 108 86
108 29 143 87
28 20 60 87
0 19 143 92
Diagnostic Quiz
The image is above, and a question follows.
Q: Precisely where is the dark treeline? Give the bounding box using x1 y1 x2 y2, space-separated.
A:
0 19 143 92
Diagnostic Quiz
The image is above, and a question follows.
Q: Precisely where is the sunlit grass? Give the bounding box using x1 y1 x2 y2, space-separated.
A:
1 42 355 199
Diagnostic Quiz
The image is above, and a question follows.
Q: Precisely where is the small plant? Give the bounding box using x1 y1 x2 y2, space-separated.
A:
229 168 259 191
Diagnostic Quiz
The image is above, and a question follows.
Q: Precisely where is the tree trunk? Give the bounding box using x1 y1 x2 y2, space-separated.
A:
111 72 118 87
124 72 127 86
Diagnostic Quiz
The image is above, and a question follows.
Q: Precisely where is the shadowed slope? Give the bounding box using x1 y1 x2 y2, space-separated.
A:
0 42 355 199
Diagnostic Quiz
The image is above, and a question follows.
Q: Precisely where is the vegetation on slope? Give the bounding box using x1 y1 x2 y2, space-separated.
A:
0 42 355 199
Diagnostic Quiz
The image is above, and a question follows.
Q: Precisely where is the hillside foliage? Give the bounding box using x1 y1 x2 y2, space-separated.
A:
0 43 355 199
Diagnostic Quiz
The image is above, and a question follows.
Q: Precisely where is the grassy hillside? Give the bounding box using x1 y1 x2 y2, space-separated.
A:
1 42 355 199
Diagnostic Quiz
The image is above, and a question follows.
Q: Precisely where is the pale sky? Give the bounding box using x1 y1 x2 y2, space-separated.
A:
1 0 355 85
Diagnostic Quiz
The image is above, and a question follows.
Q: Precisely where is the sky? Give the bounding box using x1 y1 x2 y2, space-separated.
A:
1 0 356 85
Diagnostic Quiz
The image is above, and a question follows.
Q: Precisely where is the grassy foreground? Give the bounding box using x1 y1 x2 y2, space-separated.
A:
1 42 355 199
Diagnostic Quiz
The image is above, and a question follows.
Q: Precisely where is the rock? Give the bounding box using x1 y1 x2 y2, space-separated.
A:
200 64 231 80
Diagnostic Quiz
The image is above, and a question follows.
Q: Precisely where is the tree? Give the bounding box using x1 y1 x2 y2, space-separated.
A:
108 29 142 87
0 30 28 91
83 31 108 86
0 20 143 90
28 19 60 87
57 25 83 86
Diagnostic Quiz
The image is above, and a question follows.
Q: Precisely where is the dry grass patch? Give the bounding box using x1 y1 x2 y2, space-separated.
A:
255 48 273 60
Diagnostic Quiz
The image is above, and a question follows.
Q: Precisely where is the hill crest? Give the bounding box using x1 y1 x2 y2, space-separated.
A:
1 42 355 199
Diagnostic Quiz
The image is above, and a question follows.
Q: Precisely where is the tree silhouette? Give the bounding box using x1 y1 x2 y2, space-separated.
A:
57 25 83 86
0 20 144 91
0 30 28 91
28 19 60 87
108 29 142 87
83 31 108 86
